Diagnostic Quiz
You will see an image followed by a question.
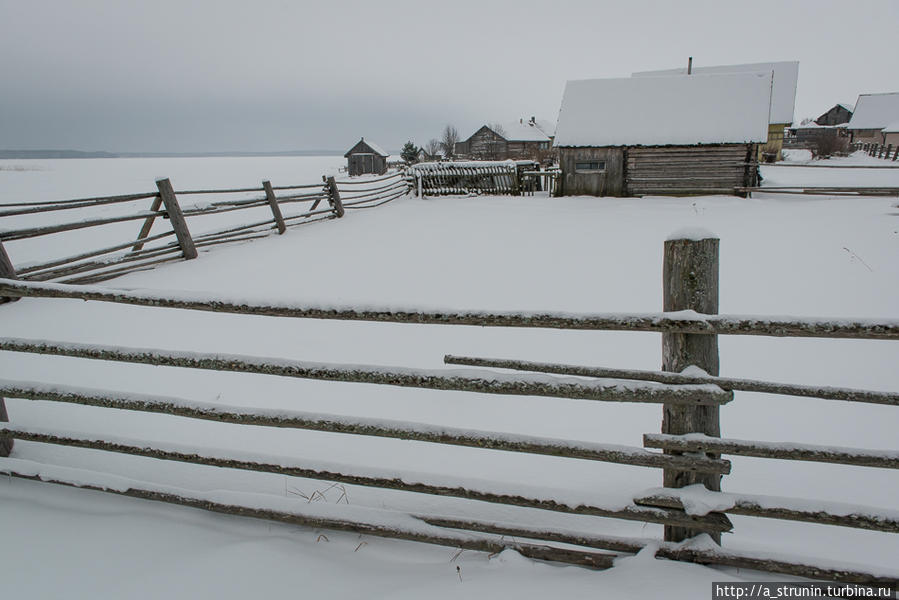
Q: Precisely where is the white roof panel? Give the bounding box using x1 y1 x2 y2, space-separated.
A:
847 93 899 130
554 73 771 148
633 61 799 125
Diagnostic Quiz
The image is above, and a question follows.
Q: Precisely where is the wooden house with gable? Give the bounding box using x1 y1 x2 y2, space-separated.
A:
816 103 854 126
634 61 798 161
553 73 770 197
344 138 389 176
454 119 552 161
846 92 899 145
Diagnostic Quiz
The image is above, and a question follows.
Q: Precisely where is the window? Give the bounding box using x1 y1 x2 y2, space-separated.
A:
575 161 605 172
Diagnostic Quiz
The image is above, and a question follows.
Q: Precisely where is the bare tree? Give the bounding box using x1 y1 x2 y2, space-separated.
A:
425 138 441 158
440 125 459 159
812 129 849 159
488 123 506 137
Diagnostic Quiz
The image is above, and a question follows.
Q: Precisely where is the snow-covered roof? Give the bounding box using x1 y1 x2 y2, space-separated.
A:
847 93 899 130
633 61 799 125
344 138 389 158
465 120 552 143
883 120 899 133
838 103 855 113
554 73 771 148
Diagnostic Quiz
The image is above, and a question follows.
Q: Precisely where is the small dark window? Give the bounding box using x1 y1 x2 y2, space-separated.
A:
575 161 605 172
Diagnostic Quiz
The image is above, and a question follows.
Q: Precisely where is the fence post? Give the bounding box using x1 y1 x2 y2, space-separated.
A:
511 165 521 196
0 397 12 457
886 145 893 160
262 181 287 234
131 195 163 252
325 176 345 218
155 178 197 260
0 240 19 304
662 235 721 544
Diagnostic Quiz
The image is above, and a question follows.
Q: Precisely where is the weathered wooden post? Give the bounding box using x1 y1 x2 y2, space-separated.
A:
0 240 19 304
511 164 521 196
662 233 721 543
155 178 197 260
886 145 893 160
0 397 11 457
131 194 163 252
262 181 287 234
325 176 345 218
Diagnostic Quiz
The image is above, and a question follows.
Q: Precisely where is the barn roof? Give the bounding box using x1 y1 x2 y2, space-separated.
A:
633 61 799 125
344 138 389 158
883 120 899 133
464 120 552 143
554 73 771 148
838 103 855 113
847 93 899 130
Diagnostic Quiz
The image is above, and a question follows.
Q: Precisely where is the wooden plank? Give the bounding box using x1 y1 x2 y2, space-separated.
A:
662 236 721 543
325 176 344 217
131 195 164 252
1 279 897 339
262 181 287 234
20 231 176 278
0 397 11 456
1 209 168 242
644 433 899 469
0 338 733 406
155 178 197 260
0 240 19 304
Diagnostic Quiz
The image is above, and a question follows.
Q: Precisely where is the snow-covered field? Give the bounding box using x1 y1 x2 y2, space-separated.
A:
1 154 898 598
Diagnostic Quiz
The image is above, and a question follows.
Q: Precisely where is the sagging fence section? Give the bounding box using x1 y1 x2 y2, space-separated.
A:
0 171 409 286
408 160 552 197
1 235 898 584
850 142 899 161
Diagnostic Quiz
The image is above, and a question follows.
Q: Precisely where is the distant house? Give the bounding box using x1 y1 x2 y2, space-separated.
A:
816 103 854 126
883 121 899 147
846 93 899 145
634 61 799 161
454 118 552 161
553 73 769 197
344 138 389 176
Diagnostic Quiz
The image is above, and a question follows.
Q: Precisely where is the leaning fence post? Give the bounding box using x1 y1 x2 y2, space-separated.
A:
662 234 721 544
0 397 12 457
155 178 197 260
262 181 287 234
131 194 163 252
325 176 345 218
0 240 19 304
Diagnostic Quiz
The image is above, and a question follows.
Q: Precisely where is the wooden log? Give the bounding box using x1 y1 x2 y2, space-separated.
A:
155 179 197 260
662 235 721 543
2 469 621 571
131 195 163 252
0 337 732 405
634 491 899 534
262 181 287 234
1 191 157 208
1 426 730 532
20 231 176 277
0 379 728 473
442 355 899 406
0 279 897 340
0 397 11 456
325 176 344 217
0 240 19 304
644 433 899 469
1 210 167 242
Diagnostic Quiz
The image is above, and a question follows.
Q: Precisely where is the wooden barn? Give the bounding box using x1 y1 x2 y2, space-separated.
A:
553 73 770 197
816 103 854 126
344 138 389 176
634 61 798 161
846 92 899 145
454 119 552 161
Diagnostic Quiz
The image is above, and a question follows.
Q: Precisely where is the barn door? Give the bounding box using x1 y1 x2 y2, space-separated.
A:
364 154 373 173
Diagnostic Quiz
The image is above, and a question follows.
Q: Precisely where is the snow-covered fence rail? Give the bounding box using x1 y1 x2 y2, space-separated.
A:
408 160 539 197
851 142 899 161
1 234 898 584
0 171 409 287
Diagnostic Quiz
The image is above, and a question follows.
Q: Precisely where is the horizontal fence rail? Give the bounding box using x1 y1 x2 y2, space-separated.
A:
1 279 897 340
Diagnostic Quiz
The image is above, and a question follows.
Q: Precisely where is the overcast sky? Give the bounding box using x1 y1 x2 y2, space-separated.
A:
2 0 897 153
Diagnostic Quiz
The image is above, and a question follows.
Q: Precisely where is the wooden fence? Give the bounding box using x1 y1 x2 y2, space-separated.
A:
851 142 899 161
1 235 897 584
0 171 409 286
408 161 541 197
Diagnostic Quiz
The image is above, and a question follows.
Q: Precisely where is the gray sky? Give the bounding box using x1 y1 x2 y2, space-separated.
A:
2 0 897 153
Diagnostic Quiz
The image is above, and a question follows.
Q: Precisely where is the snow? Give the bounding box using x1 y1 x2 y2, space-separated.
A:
882 120 899 133
1 155 899 595
346 138 390 157
554 73 771 147
495 120 552 142
633 61 799 125
847 92 899 130
665 227 718 242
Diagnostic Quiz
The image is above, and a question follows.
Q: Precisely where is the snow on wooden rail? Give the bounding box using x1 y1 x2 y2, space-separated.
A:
1 279 897 340
443 355 899 406
0 338 731 405
0 379 730 473
0 426 730 532
644 433 899 469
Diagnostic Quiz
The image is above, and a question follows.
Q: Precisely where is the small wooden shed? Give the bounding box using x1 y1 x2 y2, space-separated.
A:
344 138 389 176
553 74 770 197
846 92 899 145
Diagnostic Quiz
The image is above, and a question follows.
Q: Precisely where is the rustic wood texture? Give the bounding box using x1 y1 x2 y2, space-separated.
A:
0 338 732 406
644 434 899 469
634 491 899 534
1 427 730 532
625 144 756 197
0 398 12 456
0 210 168 242
325 176 345 217
131 195 165 252
0 381 728 473
155 178 197 259
262 180 287 234
0 241 19 304
443 355 899 406
20 231 176 278
662 236 721 543
1 279 896 339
